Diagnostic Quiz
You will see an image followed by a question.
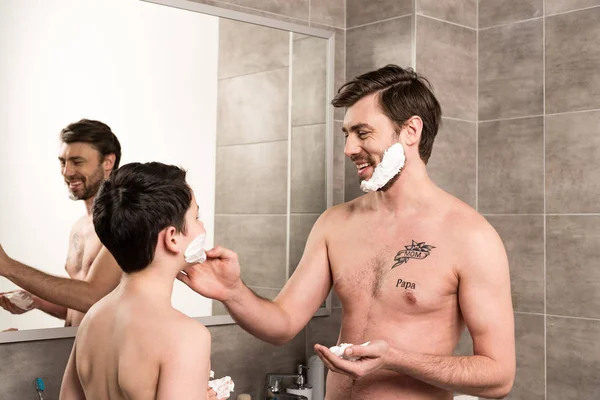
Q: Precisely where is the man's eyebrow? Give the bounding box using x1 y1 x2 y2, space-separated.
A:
342 123 374 133
58 156 85 162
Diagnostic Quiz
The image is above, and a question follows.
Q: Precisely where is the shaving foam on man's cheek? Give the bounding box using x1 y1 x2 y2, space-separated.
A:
360 143 406 192
184 233 207 263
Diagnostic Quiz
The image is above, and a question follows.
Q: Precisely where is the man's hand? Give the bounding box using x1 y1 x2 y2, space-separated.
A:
207 388 228 400
177 246 242 302
0 290 34 314
314 340 390 380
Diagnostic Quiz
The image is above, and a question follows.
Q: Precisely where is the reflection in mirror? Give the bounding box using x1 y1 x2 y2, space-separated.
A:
0 0 330 336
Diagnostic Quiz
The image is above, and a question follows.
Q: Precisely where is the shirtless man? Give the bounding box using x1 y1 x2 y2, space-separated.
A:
178 65 516 399
60 162 212 400
0 119 122 327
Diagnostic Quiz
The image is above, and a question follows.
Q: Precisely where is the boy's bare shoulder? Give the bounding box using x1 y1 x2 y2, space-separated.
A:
161 311 211 354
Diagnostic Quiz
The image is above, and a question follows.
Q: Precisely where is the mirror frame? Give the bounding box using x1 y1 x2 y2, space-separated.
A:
0 0 335 344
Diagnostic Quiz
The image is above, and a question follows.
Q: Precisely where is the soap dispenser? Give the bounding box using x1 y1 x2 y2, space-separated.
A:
286 365 313 400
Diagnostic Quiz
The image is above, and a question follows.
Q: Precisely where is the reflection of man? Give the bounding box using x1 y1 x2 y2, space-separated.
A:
179 65 516 399
0 119 123 327
60 162 223 400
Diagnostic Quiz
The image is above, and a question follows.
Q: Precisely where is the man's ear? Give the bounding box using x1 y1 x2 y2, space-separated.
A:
162 226 181 255
103 153 116 175
402 116 423 147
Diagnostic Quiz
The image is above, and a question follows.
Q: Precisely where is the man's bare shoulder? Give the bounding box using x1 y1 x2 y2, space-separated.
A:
321 194 372 224
441 193 505 268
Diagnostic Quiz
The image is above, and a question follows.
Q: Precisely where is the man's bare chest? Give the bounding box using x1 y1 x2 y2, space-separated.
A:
65 223 102 279
328 228 458 315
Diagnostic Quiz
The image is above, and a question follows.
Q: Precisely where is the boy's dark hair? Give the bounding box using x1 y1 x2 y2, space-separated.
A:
332 65 442 164
93 162 192 273
60 119 122 169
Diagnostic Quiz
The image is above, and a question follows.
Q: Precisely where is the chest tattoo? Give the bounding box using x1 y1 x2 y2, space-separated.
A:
392 240 436 268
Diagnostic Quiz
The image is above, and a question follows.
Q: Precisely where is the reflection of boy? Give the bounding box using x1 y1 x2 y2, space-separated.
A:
60 162 217 400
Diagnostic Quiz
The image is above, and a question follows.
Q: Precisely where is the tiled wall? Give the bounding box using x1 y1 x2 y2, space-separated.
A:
477 2 600 399
213 18 290 314
0 1 346 399
342 0 600 400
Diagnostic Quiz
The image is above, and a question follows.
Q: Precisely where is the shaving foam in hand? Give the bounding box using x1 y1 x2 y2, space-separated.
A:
209 373 235 399
184 233 207 264
329 341 371 361
4 291 34 311
360 143 406 192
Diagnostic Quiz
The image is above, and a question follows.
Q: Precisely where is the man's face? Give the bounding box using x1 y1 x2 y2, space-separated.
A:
58 142 105 201
342 93 400 183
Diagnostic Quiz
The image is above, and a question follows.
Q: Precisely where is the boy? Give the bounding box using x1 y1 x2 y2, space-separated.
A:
60 162 213 399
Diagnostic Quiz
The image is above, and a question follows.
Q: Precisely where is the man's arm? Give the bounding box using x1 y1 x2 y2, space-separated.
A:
156 322 211 400
0 245 122 313
178 210 334 345
32 294 68 319
59 340 86 400
315 221 516 399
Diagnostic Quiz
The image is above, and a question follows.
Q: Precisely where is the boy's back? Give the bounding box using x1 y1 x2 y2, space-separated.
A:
62 283 211 400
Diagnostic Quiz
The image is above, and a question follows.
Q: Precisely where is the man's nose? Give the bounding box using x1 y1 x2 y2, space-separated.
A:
62 163 74 177
344 135 361 158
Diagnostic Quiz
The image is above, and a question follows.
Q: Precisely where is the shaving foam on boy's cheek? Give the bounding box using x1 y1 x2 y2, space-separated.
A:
360 143 406 192
184 233 207 263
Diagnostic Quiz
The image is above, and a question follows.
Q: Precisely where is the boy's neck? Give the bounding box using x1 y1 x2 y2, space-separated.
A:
120 263 179 301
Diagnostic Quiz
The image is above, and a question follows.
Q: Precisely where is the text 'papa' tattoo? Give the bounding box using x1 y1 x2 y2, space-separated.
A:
396 279 416 290
392 240 436 269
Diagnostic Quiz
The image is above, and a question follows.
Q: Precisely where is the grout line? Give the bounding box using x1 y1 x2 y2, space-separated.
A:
479 109 600 123
219 65 289 81
475 0 479 212
547 108 600 117
484 213 600 217
217 138 288 148
547 213 600 216
286 33 293 287
443 116 477 123
411 0 417 70
546 314 600 322
416 13 477 31
546 4 600 18
292 122 328 128
482 213 544 216
542 1 547 398
344 0 346 30
479 114 544 123
346 13 413 30
479 15 543 31
514 311 545 316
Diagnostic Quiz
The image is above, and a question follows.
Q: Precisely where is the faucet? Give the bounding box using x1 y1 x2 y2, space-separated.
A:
265 365 309 400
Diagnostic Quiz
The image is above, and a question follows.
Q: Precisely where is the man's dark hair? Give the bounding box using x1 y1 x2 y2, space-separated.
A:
92 162 192 273
60 119 122 169
332 65 442 164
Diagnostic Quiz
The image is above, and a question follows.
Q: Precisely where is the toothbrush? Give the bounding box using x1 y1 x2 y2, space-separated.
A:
35 377 45 400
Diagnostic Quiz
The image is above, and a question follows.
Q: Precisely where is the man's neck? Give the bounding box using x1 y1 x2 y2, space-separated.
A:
372 162 438 215
83 196 95 215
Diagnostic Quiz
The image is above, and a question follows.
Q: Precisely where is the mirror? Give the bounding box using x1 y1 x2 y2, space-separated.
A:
0 0 333 339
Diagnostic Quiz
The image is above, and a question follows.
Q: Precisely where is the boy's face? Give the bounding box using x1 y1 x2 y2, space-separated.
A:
181 191 206 248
